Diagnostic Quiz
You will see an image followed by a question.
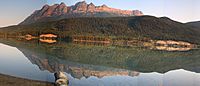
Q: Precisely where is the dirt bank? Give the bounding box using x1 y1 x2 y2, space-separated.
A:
0 73 54 86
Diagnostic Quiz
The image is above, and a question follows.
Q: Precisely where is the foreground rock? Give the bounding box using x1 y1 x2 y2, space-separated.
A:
54 72 69 86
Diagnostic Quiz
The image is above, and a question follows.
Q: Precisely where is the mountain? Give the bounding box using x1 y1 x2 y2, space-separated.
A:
186 21 200 28
20 1 143 25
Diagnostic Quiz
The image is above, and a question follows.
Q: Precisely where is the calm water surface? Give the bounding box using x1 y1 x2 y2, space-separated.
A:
0 38 200 86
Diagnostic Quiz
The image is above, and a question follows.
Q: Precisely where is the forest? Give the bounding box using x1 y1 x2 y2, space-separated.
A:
0 16 200 44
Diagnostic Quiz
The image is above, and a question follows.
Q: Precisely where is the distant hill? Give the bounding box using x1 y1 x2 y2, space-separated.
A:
186 21 200 28
20 1 143 25
1 16 200 44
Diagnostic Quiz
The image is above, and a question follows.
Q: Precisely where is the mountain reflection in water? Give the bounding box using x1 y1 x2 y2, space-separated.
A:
0 38 200 86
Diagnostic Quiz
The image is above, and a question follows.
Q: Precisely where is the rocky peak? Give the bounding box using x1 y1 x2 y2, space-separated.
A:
39 4 49 13
74 1 87 12
60 2 66 6
55 2 68 15
132 10 143 16
42 4 50 9
20 1 143 25
87 2 95 12
101 4 108 8
88 2 95 6
59 2 67 8
42 4 59 16
77 1 87 4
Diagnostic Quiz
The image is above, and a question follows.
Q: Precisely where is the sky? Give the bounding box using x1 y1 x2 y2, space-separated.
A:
0 0 200 27
0 0 46 27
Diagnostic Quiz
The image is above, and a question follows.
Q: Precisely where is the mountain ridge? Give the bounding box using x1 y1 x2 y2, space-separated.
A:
186 21 200 28
20 1 143 25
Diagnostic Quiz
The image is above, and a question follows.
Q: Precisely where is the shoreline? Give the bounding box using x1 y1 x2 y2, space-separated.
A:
0 73 54 86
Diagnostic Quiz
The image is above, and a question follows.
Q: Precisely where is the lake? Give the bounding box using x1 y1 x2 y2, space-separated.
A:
0 38 200 86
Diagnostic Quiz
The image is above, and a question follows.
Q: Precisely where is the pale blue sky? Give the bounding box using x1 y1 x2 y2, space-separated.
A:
0 0 200 27
0 0 46 27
